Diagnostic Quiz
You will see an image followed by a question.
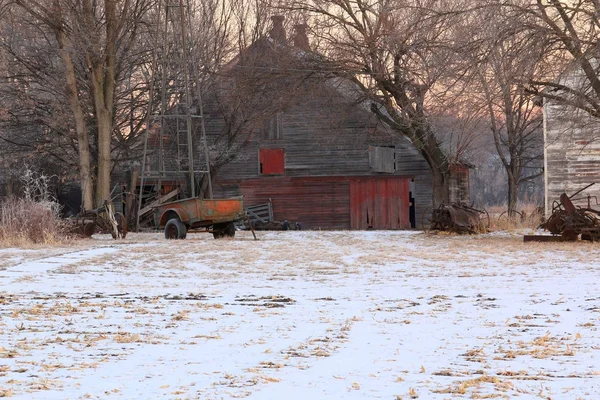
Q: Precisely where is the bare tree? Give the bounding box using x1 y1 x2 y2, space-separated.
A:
463 4 545 215
11 0 156 208
512 0 600 118
278 0 480 206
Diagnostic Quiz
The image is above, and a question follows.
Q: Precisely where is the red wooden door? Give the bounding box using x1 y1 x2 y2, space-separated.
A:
350 178 410 229
259 148 285 175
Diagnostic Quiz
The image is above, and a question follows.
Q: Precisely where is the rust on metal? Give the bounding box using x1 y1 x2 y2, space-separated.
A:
428 203 489 234
535 183 600 242
153 197 244 230
69 201 126 239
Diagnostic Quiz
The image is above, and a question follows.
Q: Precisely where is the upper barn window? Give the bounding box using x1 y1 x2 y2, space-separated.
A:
265 112 283 140
369 146 396 173
259 148 285 175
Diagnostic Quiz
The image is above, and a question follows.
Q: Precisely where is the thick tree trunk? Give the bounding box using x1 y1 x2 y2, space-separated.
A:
86 0 117 207
507 168 519 217
88 63 112 206
95 109 113 205
198 174 211 199
54 21 93 210
431 166 451 207
421 129 451 207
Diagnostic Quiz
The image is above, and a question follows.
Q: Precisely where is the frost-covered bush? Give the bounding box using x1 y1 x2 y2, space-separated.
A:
0 170 67 246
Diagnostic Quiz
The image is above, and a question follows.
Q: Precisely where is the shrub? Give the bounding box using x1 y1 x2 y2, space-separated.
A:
0 170 67 246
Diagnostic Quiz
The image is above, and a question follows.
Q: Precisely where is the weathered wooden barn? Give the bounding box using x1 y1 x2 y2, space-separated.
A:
543 66 600 215
202 17 441 230
0 17 472 231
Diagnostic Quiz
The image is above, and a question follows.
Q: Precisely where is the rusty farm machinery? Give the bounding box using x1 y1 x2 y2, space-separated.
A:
424 203 490 234
69 200 127 239
525 184 600 242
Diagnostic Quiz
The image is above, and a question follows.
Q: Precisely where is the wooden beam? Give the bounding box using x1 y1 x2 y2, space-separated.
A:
523 235 574 242
139 188 180 217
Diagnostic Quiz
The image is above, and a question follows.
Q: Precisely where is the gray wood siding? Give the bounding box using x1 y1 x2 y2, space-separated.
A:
369 146 396 173
206 75 433 229
214 82 431 182
414 174 432 229
544 98 600 214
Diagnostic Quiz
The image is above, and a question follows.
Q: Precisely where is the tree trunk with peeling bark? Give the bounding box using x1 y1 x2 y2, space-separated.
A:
55 27 94 210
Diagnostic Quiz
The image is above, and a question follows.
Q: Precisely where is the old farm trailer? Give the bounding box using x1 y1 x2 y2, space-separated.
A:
154 197 245 239
137 2 249 240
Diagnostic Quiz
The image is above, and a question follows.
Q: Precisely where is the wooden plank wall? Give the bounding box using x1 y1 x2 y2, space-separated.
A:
349 178 410 229
206 76 434 229
544 98 600 215
236 176 351 229
413 174 432 229
216 173 431 230
210 81 431 177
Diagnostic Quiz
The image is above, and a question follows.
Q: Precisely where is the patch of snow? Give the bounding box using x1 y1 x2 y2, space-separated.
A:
1 231 599 399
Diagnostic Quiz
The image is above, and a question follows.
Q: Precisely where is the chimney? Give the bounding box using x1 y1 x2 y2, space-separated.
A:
293 24 310 51
269 15 287 45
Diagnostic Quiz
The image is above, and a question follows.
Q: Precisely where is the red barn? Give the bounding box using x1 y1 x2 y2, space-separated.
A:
201 17 438 230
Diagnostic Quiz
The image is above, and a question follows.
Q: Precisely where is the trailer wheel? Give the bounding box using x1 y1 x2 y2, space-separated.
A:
83 222 96 237
224 222 236 238
165 218 187 240
212 222 235 239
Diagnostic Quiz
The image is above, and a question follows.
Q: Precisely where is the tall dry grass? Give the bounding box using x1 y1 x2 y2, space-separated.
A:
0 197 67 246
488 203 544 231
0 170 67 247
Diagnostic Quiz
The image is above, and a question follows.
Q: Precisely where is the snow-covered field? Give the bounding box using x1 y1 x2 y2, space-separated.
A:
1 231 600 399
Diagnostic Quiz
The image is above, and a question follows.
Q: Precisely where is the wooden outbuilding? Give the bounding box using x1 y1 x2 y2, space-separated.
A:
204 17 439 230
543 66 600 214
136 16 472 230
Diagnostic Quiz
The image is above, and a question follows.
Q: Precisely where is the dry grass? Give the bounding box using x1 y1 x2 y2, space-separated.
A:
0 170 70 247
433 374 513 396
487 203 544 232
491 213 542 231
0 197 68 247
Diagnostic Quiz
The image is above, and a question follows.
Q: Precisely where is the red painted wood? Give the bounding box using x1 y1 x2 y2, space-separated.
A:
259 149 285 175
217 175 411 230
350 178 410 229
238 176 350 229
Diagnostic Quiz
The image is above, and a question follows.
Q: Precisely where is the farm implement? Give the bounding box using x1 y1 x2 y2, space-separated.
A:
525 183 600 242
153 197 255 240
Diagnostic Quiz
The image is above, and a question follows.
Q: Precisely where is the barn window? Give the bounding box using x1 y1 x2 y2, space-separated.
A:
369 146 396 173
265 112 283 140
259 148 285 175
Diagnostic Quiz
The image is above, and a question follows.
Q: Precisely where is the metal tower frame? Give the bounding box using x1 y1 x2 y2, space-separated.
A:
136 0 212 231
